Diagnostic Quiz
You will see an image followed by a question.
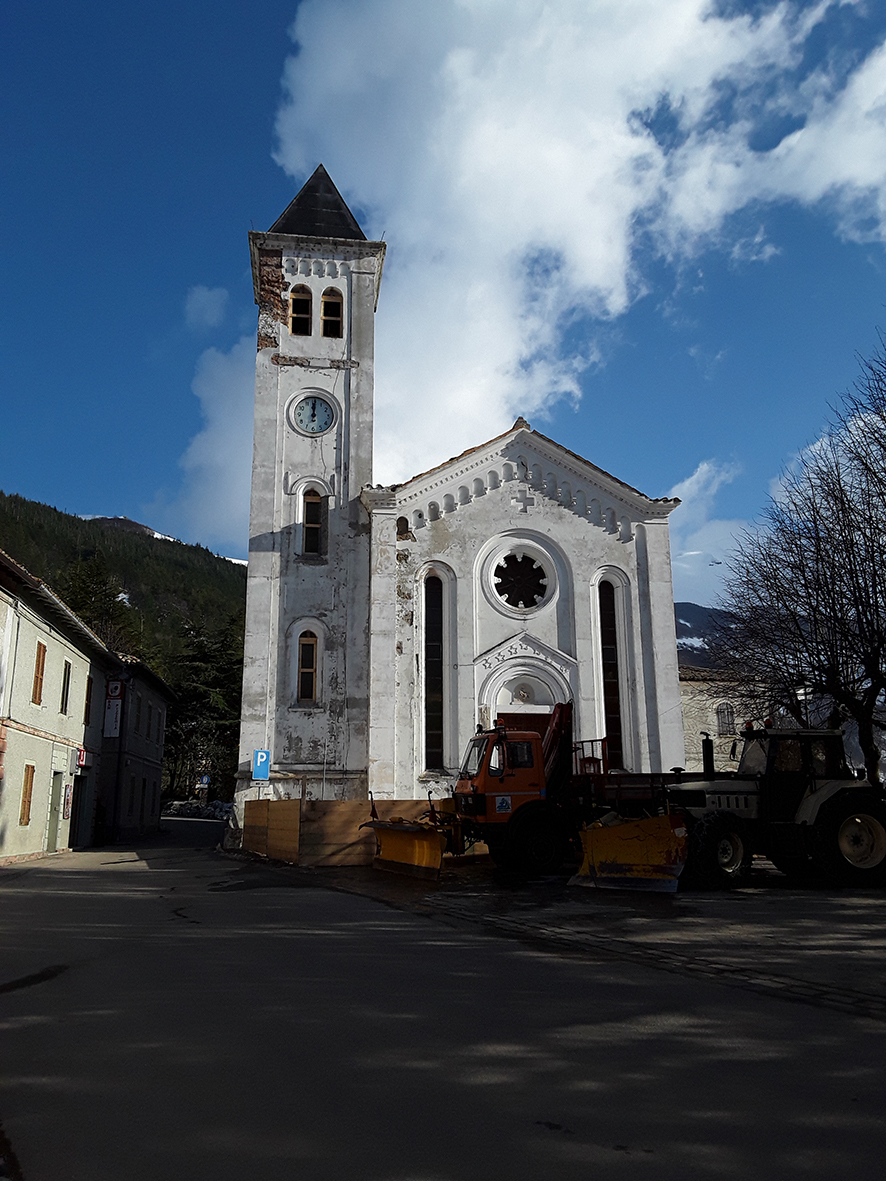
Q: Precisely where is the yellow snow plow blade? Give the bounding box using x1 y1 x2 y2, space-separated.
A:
361 819 447 880
570 813 689 893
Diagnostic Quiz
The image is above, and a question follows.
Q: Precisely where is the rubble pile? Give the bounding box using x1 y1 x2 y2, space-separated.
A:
162 799 234 821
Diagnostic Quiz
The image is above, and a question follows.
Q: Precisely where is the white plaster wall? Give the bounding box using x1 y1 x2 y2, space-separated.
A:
0 596 103 858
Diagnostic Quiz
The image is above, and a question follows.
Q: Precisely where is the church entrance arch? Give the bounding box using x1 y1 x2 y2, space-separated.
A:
477 659 572 731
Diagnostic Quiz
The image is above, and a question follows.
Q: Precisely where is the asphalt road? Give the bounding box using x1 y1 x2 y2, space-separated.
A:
2 823 885 1180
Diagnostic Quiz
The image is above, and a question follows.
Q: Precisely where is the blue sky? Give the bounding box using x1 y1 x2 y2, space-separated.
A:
3 1 886 604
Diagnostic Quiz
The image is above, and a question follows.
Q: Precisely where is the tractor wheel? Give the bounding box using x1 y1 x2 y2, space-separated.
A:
810 793 886 887
504 809 567 876
684 813 753 890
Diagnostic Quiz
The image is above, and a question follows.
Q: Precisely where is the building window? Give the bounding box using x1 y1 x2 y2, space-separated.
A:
716 703 736 736
84 675 93 725
134 693 143 735
290 286 312 335
19 764 35 825
298 631 318 702
321 289 343 338
598 580 624 769
32 642 46 705
303 489 324 555
156 709 164 745
424 576 444 769
60 660 72 715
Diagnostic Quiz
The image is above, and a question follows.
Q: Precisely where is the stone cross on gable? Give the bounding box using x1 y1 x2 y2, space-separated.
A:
510 486 535 513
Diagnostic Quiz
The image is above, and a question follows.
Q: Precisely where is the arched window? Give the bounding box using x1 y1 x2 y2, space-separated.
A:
302 488 324 555
716 702 736 736
290 286 312 336
396 516 410 540
424 576 444 769
598 580 624 768
321 288 343 338
297 632 318 703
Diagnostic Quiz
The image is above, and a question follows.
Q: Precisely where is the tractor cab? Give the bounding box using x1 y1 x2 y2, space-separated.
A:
736 728 854 822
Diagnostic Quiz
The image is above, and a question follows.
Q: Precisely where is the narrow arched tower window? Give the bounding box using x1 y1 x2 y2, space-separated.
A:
303 489 324 555
290 286 312 336
598 580 624 768
424 576 444 769
321 288 343 338
298 631 318 702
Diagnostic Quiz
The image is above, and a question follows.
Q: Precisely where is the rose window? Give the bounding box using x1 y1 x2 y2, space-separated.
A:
493 553 548 609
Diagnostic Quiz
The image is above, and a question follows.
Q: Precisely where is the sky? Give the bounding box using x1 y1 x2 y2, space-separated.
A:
3 1 886 605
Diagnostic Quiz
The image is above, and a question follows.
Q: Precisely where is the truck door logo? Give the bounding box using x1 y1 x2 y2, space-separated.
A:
495 796 512 814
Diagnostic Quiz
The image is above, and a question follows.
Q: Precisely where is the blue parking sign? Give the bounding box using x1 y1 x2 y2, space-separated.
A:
252 749 270 780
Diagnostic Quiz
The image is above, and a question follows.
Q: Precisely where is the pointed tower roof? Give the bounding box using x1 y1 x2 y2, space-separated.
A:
268 164 367 240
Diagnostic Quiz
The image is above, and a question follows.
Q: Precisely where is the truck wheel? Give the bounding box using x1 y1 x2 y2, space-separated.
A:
483 830 510 869
504 809 566 876
685 814 752 889
811 793 886 887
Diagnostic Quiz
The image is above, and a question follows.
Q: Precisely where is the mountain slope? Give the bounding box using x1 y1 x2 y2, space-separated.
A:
0 491 245 677
674 601 731 668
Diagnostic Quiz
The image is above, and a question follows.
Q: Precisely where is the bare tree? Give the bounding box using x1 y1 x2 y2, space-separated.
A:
712 349 886 786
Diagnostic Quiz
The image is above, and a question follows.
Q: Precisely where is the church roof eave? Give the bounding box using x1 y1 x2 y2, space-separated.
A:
390 419 680 516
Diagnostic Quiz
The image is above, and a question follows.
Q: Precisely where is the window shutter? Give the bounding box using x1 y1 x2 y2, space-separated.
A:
19 764 35 825
32 642 47 705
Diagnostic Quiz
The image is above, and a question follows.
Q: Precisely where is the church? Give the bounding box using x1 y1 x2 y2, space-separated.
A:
236 166 684 809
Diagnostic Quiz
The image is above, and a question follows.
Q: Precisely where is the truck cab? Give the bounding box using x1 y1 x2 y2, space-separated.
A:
454 728 546 828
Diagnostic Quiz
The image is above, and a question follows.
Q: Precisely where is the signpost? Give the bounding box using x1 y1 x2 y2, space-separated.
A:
103 680 124 739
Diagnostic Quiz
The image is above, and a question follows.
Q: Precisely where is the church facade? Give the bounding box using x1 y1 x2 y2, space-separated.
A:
237 167 684 809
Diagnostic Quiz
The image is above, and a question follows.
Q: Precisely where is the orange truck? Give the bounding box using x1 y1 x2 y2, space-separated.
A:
451 703 593 875
449 703 686 886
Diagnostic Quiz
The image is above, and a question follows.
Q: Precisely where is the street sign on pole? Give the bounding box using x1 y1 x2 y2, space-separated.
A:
252 749 270 781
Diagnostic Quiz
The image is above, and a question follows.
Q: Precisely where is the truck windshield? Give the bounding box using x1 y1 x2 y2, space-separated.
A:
460 737 488 778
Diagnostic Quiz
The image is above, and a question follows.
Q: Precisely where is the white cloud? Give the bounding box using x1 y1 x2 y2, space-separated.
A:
150 336 255 552
668 459 745 604
185 285 230 330
271 0 886 483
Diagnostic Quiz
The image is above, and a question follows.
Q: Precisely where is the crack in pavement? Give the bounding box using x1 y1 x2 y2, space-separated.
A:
424 899 886 1022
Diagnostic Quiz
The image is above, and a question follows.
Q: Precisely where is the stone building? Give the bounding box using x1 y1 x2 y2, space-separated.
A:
679 665 741 773
237 166 685 808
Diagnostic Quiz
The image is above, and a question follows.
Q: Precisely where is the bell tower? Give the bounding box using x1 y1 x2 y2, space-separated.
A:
238 166 386 804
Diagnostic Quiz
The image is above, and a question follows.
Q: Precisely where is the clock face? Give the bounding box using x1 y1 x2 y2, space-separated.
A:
292 396 335 435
